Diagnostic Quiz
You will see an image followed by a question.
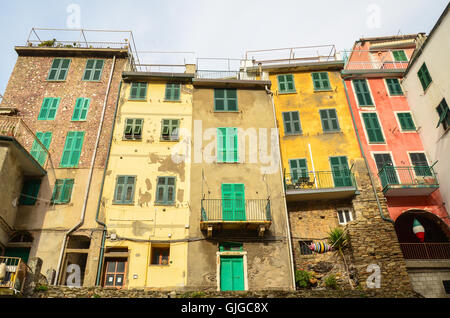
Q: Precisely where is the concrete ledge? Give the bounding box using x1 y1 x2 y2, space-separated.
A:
405 259 450 269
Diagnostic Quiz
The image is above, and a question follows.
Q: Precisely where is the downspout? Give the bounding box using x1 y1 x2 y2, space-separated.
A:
95 80 123 286
340 76 394 224
265 84 297 290
54 55 118 285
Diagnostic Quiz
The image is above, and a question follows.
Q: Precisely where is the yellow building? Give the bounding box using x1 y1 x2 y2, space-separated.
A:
97 67 195 289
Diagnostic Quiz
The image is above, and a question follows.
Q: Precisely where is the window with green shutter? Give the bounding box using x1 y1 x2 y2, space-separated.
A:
397 113 416 131
30 132 52 166
165 83 181 101
38 98 60 120
217 127 238 163
409 153 432 177
353 79 374 106
277 74 296 93
312 72 331 91
72 98 90 121
214 89 238 111
52 179 74 204
392 50 408 62
129 82 148 100
82 59 104 81
60 131 85 167
221 184 246 221
319 109 340 132
386 78 403 96
282 111 302 135
289 159 308 182
161 119 179 141
155 176 176 205
123 118 143 140
19 179 41 205
113 175 136 204
330 156 353 187
47 58 71 81
417 63 432 91
362 113 385 143
436 98 450 130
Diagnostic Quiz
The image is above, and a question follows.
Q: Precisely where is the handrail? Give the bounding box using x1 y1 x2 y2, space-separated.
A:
201 199 271 222
377 165 438 188
0 256 30 292
399 242 450 259
284 169 357 190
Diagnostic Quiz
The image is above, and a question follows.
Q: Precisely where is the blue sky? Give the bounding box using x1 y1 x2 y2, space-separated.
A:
0 0 447 94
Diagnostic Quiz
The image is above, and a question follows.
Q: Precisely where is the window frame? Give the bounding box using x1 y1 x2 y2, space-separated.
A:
408 151 432 177
214 88 238 112
52 179 74 204
282 111 302 135
299 240 313 256
37 97 61 121
160 119 180 141
19 179 41 205
319 108 340 133
71 97 91 121
30 131 52 166
217 127 239 163
417 63 432 92
165 83 181 101
395 112 416 132
361 112 386 144
352 79 375 107
277 74 296 94
337 208 354 225
436 98 450 130
392 50 408 62
113 175 136 205
59 131 85 168
155 176 176 205
123 118 144 141
150 245 170 265
385 78 404 96
47 58 71 81
82 59 105 82
129 82 148 100
311 72 331 91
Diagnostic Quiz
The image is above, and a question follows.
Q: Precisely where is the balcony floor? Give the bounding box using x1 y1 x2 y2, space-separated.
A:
383 184 439 197
285 186 357 202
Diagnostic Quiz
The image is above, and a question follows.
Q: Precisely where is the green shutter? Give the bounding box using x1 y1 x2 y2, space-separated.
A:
161 119 179 141
330 156 352 187
353 79 373 106
397 113 416 131
386 78 403 95
47 58 70 81
52 179 74 204
114 176 136 204
72 98 90 121
393 50 407 62
289 159 308 181
165 83 181 101
30 132 52 166
19 179 41 205
214 89 238 111
38 98 60 120
417 63 432 91
362 113 384 143
221 184 245 221
130 82 147 100
60 131 85 167
283 111 302 135
312 72 330 90
83 59 104 81
320 109 339 132
155 177 176 204
278 74 295 93
217 128 226 163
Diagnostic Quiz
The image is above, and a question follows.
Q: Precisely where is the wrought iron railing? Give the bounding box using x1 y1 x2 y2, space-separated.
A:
399 243 450 259
342 49 409 71
378 165 439 189
284 170 357 191
0 256 29 292
201 199 271 222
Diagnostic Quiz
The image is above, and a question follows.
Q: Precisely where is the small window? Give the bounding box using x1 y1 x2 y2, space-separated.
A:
397 113 416 131
289 159 308 181
82 59 104 81
151 246 170 265
299 241 313 255
436 98 450 130
114 176 136 204
52 179 74 204
155 177 176 205
282 111 302 135
277 74 295 93
60 131 85 168
219 242 243 252
337 209 353 225
123 118 143 140
312 72 331 91
104 259 127 288
217 127 238 163
30 132 52 166
386 78 403 96
165 83 181 101
161 119 179 141
417 63 432 91
72 98 90 121
47 58 70 81
443 281 450 294
353 79 374 106
362 113 385 143
214 89 238 111
392 50 408 62
320 109 340 132
129 82 147 100
38 98 60 121
409 153 432 177
19 179 41 205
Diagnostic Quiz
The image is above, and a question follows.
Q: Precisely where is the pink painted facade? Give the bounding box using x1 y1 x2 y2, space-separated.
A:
342 36 449 227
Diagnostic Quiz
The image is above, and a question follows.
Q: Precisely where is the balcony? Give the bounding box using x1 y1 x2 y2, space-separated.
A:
284 170 358 201
378 165 439 197
0 257 29 295
200 199 272 237
399 243 450 260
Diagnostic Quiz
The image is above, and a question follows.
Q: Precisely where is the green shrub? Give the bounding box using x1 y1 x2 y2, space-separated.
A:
324 274 338 290
295 270 312 289
35 284 48 292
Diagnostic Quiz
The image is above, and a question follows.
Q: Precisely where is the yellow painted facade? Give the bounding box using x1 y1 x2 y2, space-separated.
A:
101 77 192 289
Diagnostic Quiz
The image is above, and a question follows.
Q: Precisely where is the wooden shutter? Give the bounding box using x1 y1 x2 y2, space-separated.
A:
217 128 227 162
47 98 60 120
353 79 373 106
72 98 83 120
397 113 415 130
362 113 384 142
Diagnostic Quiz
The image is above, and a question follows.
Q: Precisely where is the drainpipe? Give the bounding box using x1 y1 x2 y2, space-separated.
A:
340 77 394 224
94 80 123 286
54 55 118 285
265 85 297 290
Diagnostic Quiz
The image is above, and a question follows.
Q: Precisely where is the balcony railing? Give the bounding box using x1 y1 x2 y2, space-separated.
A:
399 243 450 259
0 257 29 293
201 199 271 222
284 170 357 191
342 49 410 72
344 61 408 71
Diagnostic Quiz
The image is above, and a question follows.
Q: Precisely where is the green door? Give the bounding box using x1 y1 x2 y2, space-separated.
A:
220 256 244 291
4 247 31 264
221 184 246 221
330 156 352 187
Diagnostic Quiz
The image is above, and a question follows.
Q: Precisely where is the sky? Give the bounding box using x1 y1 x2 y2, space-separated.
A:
0 0 448 95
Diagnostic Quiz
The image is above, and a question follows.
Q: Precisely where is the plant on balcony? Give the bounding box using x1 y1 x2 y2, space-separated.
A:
327 227 354 289
38 39 56 47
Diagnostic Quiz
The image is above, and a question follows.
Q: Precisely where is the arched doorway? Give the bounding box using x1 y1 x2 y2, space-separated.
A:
4 231 34 263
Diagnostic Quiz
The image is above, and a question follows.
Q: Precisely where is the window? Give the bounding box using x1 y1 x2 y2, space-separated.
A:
409 153 432 177
436 98 450 130
277 74 295 93
282 111 302 135
161 119 179 141
217 127 238 163
320 109 340 132
214 89 238 111
337 209 353 225
443 281 450 294
386 78 403 96
104 259 127 288
30 132 52 166
312 72 331 90
151 246 170 265
353 79 374 106
397 113 416 131
123 119 143 140
114 176 136 204
374 153 399 185
71 98 90 121
82 59 104 81
330 156 353 187
417 63 432 91
129 82 147 100
165 83 181 101
60 131 85 167
155 176 176 205
221 184 246 221
52 179 74 204
219 242 243 252
299 241 313 255
392 50 408 62
374 153 394 171
38 98 60 120
47 58 70 81
362 113 385 143
289 159 308 181
19 179 41 205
